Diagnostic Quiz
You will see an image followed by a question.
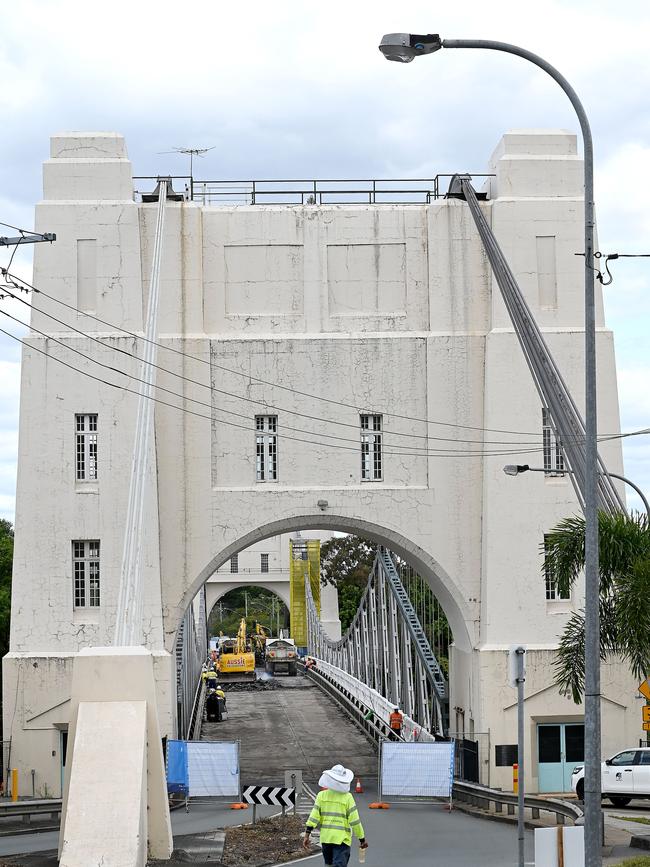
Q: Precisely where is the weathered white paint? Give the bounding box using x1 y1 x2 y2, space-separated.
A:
3 129 637 795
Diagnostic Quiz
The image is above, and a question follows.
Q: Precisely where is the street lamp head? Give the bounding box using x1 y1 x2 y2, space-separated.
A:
503 464 530 476
378 33 442 63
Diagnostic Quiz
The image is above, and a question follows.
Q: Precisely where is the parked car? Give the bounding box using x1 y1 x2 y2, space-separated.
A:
571 747 650 807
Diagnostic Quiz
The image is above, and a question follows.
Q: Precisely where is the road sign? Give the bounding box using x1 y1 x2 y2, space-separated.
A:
643 706 650 723
243 785 296 808
638 679 650 700
643 722 650 732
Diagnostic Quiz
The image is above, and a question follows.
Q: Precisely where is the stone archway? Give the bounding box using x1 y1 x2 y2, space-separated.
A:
174 513 474 655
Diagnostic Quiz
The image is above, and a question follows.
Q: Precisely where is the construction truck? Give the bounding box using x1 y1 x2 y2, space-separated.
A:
265 637 297 677
217 618 256 682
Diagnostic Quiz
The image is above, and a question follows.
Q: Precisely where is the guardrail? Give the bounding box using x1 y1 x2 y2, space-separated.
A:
0 798 62 824
133 174 495 206
305 659 434 746
453 780 583 826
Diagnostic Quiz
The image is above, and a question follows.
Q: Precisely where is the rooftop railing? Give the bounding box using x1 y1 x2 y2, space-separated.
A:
133 174 494 206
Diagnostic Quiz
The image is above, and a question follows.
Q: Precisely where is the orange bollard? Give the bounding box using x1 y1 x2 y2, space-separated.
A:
11 769 17 802
512 763 519 794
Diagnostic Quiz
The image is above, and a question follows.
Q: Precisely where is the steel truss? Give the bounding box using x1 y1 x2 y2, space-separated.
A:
175 588 208 739
306 546 448 735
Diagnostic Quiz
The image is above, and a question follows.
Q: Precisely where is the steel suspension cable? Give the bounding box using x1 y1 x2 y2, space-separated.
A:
458 177 625 514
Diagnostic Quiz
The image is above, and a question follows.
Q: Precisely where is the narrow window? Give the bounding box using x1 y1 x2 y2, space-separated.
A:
360 414 383 481
76 414 98 481
542 408 564 475
544 535 570 601
255 415 278 482
260 554 269 573
230 554 239 574
72 540 100 608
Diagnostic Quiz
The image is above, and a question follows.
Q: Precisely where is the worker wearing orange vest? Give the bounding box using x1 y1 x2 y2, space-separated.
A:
389 708 403 740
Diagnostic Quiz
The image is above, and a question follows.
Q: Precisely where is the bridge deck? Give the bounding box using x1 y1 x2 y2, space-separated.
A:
201 674 377 785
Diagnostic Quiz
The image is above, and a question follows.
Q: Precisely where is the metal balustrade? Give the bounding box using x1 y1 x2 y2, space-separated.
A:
306 546 448 735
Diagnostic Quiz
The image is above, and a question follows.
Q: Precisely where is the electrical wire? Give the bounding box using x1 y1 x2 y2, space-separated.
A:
0 320 556 460
2 268 549 439
0 283 544 448
2 271 647 450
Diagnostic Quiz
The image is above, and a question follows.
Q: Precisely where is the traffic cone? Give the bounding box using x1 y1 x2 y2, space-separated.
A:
355 777 363 794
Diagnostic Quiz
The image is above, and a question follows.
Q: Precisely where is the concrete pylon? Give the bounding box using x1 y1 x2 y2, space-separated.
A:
59 647 173 866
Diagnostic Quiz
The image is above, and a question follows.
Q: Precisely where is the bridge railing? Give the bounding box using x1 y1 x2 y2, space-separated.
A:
306 658 435 746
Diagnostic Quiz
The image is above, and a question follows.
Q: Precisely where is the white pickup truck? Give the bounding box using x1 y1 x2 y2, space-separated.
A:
265 637 297 676
571 747 650 807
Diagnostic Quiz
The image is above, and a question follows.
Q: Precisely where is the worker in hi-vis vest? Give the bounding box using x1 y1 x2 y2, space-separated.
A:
389 707 404 740
303 763 368 867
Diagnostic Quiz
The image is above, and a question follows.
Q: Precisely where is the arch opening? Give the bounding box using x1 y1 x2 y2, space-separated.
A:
173 513 474 655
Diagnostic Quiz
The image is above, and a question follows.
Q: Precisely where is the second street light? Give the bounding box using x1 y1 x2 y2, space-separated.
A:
503 464 650 520
380 32 603 866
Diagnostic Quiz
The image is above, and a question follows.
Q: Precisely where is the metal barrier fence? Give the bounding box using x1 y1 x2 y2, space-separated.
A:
133 175 494 206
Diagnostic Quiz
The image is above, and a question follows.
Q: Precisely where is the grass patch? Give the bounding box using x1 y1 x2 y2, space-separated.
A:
615 857 650 866
611 815 650 826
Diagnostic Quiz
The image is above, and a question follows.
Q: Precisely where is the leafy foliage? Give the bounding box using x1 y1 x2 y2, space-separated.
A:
320 535 376 631
207 586 288 638
544 511 650 702
0 519 13 661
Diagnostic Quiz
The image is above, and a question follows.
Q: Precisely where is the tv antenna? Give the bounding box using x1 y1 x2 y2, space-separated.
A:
159 146 215 178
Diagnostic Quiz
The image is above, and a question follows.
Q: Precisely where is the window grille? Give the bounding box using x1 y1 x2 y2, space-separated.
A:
544 535 570 601
360 414 383 481
230 554 239 574
542 408 564 475
75 414 98 481
256 415 278 481
261 554 269 573
72 540 100 608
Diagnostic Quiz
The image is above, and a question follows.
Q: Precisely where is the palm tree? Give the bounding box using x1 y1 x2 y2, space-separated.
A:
544 511 650 703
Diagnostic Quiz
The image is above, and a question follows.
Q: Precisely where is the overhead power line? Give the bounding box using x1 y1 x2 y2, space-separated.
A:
0 322 559 460
2 269 549 439
0 281 543 448
0 306 555 458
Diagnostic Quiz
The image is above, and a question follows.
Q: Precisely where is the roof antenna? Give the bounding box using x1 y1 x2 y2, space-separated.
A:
158 146 215 179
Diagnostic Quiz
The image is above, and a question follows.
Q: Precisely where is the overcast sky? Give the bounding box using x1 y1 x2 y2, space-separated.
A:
1 0 649 521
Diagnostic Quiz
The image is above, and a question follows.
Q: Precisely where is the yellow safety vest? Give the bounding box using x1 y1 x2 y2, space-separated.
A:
306 790 364 846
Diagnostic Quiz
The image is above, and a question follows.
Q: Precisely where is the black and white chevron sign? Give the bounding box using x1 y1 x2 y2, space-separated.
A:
243 785 296 807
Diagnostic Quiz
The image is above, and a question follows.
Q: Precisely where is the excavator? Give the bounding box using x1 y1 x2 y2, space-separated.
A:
216 618 257 682
250 621 271 666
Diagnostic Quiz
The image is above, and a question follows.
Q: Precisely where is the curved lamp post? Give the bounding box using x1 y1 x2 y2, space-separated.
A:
380 33 602 865
504 464 650 521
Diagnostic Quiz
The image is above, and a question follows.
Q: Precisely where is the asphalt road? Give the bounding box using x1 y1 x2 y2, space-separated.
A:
202 676 378 785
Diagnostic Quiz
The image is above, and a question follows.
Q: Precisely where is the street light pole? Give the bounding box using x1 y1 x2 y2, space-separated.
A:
504 465 650 521
380 34 602 865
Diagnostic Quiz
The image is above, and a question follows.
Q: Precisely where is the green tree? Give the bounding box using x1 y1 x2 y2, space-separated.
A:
0 519 13 660
544 511 650 703
320 535 376 631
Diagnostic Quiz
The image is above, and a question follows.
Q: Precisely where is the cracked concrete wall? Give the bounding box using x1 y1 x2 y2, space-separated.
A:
4 129 633 795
